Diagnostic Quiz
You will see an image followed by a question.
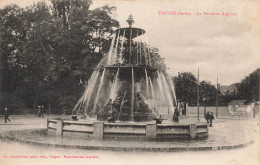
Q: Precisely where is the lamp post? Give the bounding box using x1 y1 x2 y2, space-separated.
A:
216 76 219 118
203 97 206 117
197 68 200 121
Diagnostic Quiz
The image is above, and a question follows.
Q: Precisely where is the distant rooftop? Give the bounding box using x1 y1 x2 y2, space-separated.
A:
228 100 246 106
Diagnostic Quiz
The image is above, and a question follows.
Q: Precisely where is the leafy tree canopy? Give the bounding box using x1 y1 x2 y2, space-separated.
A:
0 1 119 112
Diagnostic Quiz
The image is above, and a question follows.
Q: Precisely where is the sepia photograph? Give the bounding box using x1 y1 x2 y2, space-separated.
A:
0 0 259 165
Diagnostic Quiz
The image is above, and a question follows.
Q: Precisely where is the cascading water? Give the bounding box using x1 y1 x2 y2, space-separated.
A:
142 31 147 65
84 72 100 115
131 67 134 121
156 71 166 104
117 90 127 121
73 15 178 122
72 71 99 115
93 68 106 114
107 34 116 65
145 68 150 97
113 30 120 64
144 34 152 66
148 76 156 110
73 71 97 113
118 30 126 63
109 68 119 101
167 76 177 106
160 72 174 113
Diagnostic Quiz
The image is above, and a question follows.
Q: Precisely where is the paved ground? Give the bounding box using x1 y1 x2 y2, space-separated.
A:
0 115 259 165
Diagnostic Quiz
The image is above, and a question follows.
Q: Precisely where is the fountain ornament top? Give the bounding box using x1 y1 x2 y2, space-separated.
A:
72 15 177 122
104 14 149 66
127 14 134 27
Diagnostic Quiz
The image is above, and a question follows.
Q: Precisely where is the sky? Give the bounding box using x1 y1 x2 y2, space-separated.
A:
0 0 259 85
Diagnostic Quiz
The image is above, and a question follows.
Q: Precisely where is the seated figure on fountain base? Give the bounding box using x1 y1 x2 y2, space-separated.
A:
108 109 116 123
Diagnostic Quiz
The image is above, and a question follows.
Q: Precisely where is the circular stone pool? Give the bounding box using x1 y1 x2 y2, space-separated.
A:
47 118 208 141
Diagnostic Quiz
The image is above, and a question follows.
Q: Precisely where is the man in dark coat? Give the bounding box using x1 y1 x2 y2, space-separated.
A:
40 105 44 117
205 111 210 123
209 112 214 127
4 107 11 123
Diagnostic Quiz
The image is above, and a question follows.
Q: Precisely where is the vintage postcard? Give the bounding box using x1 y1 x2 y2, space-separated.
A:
0 0 259 165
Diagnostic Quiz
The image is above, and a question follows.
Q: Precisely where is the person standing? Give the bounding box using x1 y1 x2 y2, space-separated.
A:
173 107 179 122
37 105 41 117
40 105 45 117
209 112 214 127
205 111 210 123
183 102 187 116
4 107 11 123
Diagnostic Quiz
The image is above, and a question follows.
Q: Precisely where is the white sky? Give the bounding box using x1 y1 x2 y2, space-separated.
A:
1 0 259 85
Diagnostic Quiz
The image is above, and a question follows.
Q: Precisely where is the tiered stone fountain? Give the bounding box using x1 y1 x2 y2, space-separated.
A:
47 15 208 140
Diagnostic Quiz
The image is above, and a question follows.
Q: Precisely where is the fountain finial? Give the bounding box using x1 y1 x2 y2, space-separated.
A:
126 14 134 27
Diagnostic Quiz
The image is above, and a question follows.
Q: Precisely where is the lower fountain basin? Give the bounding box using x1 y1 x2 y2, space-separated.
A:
47 119 208 141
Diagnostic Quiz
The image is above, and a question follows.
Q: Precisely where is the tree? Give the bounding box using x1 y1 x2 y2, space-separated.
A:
173 72 197 105
237 68 260 102
0 1 120 113
199 80 216 106
0 4 31 110
51 0 92 28
173 73 218 106
18 2 61 109
0 4 26 92
149 47 167 72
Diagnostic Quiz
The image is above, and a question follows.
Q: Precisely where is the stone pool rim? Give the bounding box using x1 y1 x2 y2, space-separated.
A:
47 118 209 140
0 128 253 152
